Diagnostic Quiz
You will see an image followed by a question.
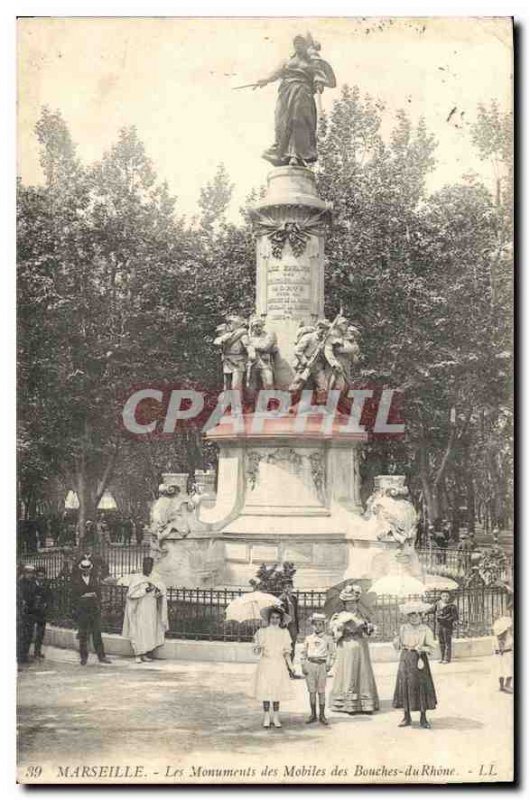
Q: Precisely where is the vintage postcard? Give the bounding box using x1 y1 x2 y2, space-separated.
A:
16 16 514 785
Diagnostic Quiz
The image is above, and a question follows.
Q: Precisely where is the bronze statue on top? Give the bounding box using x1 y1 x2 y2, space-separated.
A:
254 33 336 167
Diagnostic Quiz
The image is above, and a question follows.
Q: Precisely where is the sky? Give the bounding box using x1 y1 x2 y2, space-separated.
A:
17 16 512 221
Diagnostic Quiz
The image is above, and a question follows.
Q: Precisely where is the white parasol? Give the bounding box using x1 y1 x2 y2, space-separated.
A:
225 591 283 623
370 574 426 597
424 574 459 591
492 616 513 637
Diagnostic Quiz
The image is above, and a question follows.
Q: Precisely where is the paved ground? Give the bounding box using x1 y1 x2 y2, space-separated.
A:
17 646 514 785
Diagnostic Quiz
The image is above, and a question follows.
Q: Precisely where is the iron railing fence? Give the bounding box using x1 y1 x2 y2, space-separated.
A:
19 544 152 579
20 544 512 583
415 547 512 582
44 579 509 643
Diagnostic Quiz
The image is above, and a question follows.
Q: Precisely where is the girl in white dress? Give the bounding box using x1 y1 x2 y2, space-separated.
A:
252 607 294 728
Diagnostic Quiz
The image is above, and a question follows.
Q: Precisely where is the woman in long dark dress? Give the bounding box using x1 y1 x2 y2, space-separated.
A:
393 601 437 729
329 584 380 714
256 34 336 167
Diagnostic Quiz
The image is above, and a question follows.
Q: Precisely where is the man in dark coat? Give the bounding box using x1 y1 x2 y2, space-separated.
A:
17 565 37 663
29 566 52 659
71 559 111 665
433 525 449 564
279 580 300 678
430 591 459 664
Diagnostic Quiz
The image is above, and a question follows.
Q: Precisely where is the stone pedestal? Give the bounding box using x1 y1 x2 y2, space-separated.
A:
250 166 331 387
154 535 224 589
205 413 367 588
199 169 420 590
202 167 374 589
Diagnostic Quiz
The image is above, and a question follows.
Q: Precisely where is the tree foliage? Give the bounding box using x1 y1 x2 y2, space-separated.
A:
18 91 513 533
314 87 512 527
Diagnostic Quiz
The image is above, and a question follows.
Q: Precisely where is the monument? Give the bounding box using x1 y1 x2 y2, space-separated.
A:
153 33 418 589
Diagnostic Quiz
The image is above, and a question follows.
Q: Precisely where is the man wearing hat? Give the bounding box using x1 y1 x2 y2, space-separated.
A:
71 558 111 665
279 580 300 677
17 565 37 663
430 590 459 663
300 613 335 725
247 316 278 392
29 566 52 660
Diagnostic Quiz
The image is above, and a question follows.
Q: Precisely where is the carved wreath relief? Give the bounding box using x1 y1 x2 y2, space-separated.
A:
246 448 326 501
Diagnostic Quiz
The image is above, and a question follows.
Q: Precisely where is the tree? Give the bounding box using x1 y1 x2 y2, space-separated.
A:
18 113 255 532
198 163 234 232
18 92 513 540
18 113 194 532
314 87 512 529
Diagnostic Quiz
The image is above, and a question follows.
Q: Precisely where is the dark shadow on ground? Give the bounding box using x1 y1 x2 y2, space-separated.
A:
428 715 483 730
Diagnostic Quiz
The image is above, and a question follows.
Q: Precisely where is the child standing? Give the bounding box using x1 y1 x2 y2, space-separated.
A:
493 615 513 693
300 612 335 725
431 590 459 663
252 606 294 728
393 601 437 729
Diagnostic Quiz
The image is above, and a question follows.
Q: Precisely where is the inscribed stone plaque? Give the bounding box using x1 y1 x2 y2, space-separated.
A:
251 545 279 562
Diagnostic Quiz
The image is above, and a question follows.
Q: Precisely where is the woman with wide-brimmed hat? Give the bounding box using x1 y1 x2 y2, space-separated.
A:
252 606 294 728
392 601 437 729
329 584 379 715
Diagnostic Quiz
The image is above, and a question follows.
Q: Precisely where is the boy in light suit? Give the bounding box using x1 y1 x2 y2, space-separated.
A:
300 612 335 725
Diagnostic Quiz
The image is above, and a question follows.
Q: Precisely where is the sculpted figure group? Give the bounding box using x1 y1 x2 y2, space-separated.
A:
214 315 279 392
150 482 205 543
290 314 360 395
214 312 360 397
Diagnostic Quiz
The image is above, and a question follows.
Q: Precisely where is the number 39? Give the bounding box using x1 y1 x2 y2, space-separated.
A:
25 765 42 778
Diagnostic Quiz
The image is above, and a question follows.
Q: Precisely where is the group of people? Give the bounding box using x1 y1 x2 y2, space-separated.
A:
18 513 145 555
251 582 513 730
17 544 113 666
18 564 513 723
252 583 440 730
18 552 168 667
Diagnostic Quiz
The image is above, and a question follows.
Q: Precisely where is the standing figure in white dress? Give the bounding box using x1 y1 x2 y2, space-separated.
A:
252 607 294 728
122 557 168 663
493 614 513 693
